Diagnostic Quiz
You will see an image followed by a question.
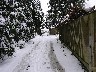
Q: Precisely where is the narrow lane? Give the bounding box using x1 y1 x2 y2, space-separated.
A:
11 35 84 72
12 36 65 72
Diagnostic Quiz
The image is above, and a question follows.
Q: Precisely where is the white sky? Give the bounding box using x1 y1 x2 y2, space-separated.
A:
85 0 96 8
39 0 49 15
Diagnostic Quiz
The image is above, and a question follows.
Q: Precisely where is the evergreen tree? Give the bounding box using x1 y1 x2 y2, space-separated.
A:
47 0 85 27
0 0 44 59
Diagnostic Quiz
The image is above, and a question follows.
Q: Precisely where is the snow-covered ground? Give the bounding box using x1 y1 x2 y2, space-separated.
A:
0 34 84 72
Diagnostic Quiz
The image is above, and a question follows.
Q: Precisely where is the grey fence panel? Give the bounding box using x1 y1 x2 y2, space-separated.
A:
58 12 96 72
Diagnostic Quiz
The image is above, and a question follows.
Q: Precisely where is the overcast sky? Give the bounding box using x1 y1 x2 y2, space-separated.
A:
85 0 96 8
39 0 49 15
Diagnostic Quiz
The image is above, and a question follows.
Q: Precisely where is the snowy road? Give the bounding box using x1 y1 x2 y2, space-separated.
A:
0 35 84 72
12 36 65 72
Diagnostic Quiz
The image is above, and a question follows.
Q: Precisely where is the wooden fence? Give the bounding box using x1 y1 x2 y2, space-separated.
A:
58 12 96 72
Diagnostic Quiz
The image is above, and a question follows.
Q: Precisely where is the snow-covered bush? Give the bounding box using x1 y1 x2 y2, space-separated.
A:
18 40 25 49
0 0 44 60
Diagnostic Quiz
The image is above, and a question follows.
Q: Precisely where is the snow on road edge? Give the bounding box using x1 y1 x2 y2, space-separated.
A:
50 36 84 72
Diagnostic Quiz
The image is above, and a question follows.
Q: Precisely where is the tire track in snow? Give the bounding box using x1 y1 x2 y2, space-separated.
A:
49 41 65 72
12 41 41 72
12 36 65 72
